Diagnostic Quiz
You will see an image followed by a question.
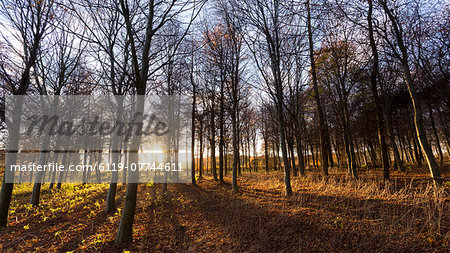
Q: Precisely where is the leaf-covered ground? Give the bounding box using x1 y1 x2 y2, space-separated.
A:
1 169 449 252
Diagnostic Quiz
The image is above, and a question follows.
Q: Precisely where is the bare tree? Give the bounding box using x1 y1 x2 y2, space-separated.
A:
367 0 390 179
114 0 204 242
306 0 331 177
29 11 88 206
0 0 54 227
377 0 441 185
233 0 297 195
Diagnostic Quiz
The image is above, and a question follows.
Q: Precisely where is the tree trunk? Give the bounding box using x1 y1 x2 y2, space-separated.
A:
436 107 450 160
428 104 444 166
344 104 358 179
381 0 441 184
31 97 62 205
307 0 329 176
385 102 404 171
219 79 225 183
231 91 239 192
295 132 305 176
0 97 24 227
368 0 389 180
106 98 124 213
272 141 278 171
210 99 217 181
264 132 270 172
275 102 292 196
288 130 298 177
115 96 144 243
191 81 197 186
334 139 341 167
199 119 204 179
57 145 70 190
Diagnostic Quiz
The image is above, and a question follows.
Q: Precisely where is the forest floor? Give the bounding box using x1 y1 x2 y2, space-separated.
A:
1 166 449 252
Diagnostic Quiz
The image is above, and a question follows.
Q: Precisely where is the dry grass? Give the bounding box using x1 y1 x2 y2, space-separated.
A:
0 167 449 252
251 168 450 250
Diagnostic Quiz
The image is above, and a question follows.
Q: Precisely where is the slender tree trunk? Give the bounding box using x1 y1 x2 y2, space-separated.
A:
295 133 305 176
412 127 422 167
57 147 69 190
398 134 407 162
247 134 251 172
304 142 309 167
269 46 293 195
199 119 204 179
115 96 144 243
310 142 316 169
307 0 329 176
210 100 217 181
30 103 56 206
324 117 334 168
253 136 257 172
272 141 277 171
334 139 341 167
49 147 62 191
342 113 354 176
106 98 124 213
191 80 197 186
219 79 225 183
224 143 228 175
241 138 246 172
385 100 404 171
436 107 450 160
264 132 270 172
398 123 413 163
380 1 441 185
361 141 368 167
368 0 389 180
231 91 239 192
0 97 24 227
428 104 444 166
344 104 358 179
275 102 292 196
288 130 298 177
407 107 423 166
